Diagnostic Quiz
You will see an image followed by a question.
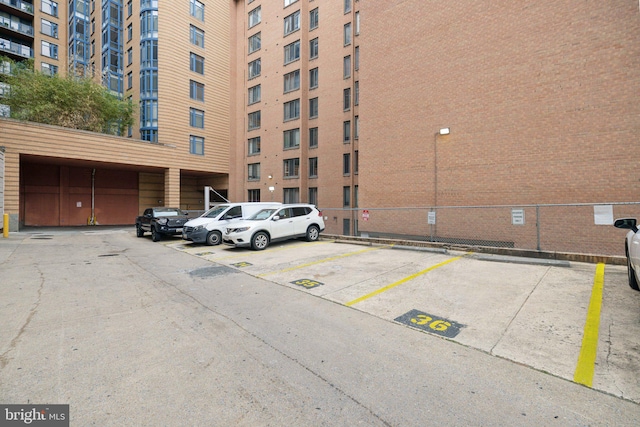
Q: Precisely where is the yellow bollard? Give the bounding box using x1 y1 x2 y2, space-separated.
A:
3 214 8 238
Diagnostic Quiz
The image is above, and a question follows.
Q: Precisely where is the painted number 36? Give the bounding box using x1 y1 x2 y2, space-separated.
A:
410 314 451 331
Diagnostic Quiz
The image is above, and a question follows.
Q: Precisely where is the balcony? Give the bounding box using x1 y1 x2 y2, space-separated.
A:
0 0 34 18
0 14 34 41
0 36 33 60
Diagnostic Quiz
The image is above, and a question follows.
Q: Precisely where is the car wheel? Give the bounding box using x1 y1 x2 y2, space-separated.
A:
626 250 640 291
306 225 320 242
136 225 144 237
251 231 269 251
151 227 160 242
206 230 222 246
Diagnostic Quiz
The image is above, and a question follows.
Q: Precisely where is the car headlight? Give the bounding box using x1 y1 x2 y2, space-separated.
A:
228 226 250 233
157 218 168 225
194 225 204 231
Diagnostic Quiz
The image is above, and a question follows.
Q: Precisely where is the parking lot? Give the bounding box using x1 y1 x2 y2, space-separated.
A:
166 236 640 403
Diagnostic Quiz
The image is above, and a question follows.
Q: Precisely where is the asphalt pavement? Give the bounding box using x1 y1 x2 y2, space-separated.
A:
1 227 639 426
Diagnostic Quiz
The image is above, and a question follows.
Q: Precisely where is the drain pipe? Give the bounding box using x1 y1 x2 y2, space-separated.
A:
89 168 96 225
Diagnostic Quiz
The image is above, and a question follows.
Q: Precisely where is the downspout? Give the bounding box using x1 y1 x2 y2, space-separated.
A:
88 168 96 225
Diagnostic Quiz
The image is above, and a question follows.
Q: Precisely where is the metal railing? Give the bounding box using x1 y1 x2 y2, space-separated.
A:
320 202 640 257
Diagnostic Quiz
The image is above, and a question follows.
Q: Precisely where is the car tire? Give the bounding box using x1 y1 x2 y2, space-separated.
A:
306 225 320 242
626 249 640 291
151 227 160 242
251 231 269 251
206 230 222 246
136 225 144 237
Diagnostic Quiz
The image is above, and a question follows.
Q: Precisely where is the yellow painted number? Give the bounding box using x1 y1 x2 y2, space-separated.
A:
411 315 450 331
295 279 320 288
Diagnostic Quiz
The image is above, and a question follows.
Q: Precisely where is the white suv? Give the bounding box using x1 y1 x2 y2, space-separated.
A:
182 202 281 246
223 204 325 250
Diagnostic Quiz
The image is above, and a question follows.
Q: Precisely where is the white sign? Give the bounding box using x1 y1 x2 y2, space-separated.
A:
594 205 614 225
511 209 525 225
428 211 436 225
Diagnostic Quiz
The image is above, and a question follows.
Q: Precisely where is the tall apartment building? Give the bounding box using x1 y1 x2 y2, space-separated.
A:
230 0 360 235
0 0 230 227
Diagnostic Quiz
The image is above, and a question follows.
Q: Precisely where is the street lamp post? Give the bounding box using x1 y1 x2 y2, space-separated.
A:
431 127 450 241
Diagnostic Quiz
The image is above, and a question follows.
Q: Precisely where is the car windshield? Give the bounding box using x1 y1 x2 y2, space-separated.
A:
247 208 278 220
202 205 229 219
153 208 183 217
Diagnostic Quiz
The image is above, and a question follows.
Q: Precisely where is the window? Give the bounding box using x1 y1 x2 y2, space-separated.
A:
140 100 158 128
284 158 300 178
284 99 300 121
354 116 359 140
309 157 318 178
355 46 359 70
127 48 133 66
127 0 132 17
141 10 158 39
190 53 204 74
354 81 359 105
284 40 300 64
309 38 318 59
248 6 261 28
190 26 204 48
127 72 132 89
248 84 261 104
41 19 58 38
355 11 360 35
248 136 261 155
248 58 261 79
283 70 300 93
283 188 299 203
284 11 300 36
248 111 261 130
343 121 351 143
344 0 352 13
41 62 58 76
190 108 204 128
344 23 352 46
309 67 318 89
190 0 204 21
343 55 351 78
283 128 300 149
127 24 132 41
343 153 351 175
309 187 318 206
309 97 318 118
344 88 351 110
248 163 260 181
190 80 204 101
41 0 58 17
310 8 319 30
190 136 204 155
284 0 298 6
248 32 261 54
41 41 58 59
309 127 318 148
140 40 158 68
354 150 359 175
248 189 261 202
343 187 351 207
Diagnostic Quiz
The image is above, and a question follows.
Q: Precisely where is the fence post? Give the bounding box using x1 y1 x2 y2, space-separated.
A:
536 205 541 251
3 214 8 238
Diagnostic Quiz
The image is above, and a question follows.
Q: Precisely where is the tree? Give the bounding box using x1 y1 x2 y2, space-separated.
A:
0 57 134 135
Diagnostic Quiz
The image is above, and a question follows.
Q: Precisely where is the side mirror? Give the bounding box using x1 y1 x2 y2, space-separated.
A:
272 215 280 221
614 218 638 233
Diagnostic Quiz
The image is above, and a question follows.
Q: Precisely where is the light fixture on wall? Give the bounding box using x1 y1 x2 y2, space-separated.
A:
438 127 450 135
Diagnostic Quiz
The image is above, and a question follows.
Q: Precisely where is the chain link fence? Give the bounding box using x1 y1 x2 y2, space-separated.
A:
320 202 640 257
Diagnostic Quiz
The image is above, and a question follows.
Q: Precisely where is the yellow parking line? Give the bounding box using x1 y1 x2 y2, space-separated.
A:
574 262 605 387
257 246 385 277
345 255 464 306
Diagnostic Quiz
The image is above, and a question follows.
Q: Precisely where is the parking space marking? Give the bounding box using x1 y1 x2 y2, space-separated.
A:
344 255 465 306
291 279 324 289
257 246 384 277
395 309 465 338
574 262 605 387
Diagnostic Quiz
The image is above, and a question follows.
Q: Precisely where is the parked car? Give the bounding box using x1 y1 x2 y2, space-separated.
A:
613 218 640 291
223 204 325 250
182 202 281 246
136 207 189 242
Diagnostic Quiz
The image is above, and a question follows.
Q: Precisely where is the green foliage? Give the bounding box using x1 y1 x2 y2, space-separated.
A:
1 56 134 135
